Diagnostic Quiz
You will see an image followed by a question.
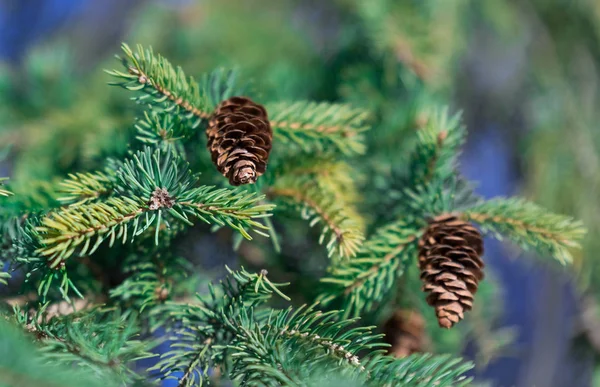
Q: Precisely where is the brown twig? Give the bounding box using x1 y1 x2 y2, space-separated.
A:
128 66 211 120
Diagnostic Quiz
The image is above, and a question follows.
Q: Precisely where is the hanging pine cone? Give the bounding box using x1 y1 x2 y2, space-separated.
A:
206 96 272 186
383 310 426 357
418 214 484 328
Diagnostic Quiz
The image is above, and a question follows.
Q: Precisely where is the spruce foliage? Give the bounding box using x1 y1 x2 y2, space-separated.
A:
0 11 587 385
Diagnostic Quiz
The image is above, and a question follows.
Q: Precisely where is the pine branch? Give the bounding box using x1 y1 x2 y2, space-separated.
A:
109 251 189 311
133 111 192 152
362 353 473 386
407 106 465 186
37 148 273 265
151 267 289 386
267 101 370 156
0 271 9 286
462 198 586 264
224 304 384 386
134 66 244 150
36 311 156 382
0 315 153 387
223 300 472 386
1 216 83 300
277 158 364 207
402 175 479 219
268 170 365 260
36 197 150 267
58 171 115 206
318 220 421 319
107 43 208 125
107 44 244 129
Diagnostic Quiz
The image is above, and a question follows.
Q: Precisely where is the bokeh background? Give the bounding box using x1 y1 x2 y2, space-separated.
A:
0 1 599 386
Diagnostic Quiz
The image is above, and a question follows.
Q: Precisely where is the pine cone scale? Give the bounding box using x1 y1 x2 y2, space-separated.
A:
418 214 485 328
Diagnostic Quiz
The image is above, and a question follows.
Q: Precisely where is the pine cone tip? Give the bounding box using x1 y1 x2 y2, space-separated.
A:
233 163 257 185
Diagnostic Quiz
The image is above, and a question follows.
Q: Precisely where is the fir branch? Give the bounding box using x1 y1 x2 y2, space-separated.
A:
0 271 9 286
402 175 480 219
113 146 197 202
318 220 421 319
107 44 244 129
224 303 472 386
133 67 243 149
40 314 156 380
115 148 273 239
109 252 188 311
462 198 586 264
408 106 465 185
267 101 370 156
177 187 274 237
2 216 87 300
0 320 125 387
223 304 383 386
272 158 364 207
58 171 115 206
37 147 273 265
151 268 288 386
0 177 11 196
268 171 365 259
362 353 473 386
20 309 156 385
107 43 208 125
36 197 149 267
133 111 191 152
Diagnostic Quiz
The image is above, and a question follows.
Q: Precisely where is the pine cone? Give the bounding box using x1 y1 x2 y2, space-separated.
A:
383 310 426 357
206 97 272 186
418 214 484 328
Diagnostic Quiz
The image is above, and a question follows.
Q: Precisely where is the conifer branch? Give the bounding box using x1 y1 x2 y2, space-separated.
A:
37 148 273 265
25 309 154 384
402 175 479 218
362 353 473 386
107 44 244 130
408 107 465 185
268 171 365 259
0 319 130 387
36 197 149 267
107 43 209 123
58 171 115 206
462 198 586 264
151 268 288 386
109 251 188 311
267 101 370 156
224 305 383 385
134 111 191 152
319 220 421 318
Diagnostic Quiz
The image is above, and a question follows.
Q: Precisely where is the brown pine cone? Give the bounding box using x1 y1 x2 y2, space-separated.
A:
206 97 272 186
383 310 426 357
418 214 484 328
